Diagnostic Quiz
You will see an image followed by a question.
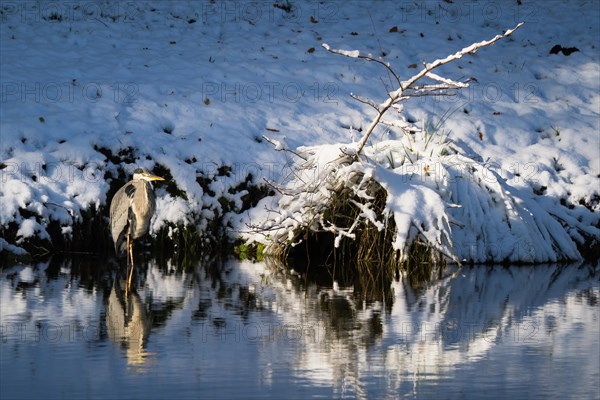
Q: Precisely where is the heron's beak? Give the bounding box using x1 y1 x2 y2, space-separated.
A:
145 173 165 181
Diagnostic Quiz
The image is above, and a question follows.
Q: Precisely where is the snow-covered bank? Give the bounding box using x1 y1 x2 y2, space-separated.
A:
1 1 598 259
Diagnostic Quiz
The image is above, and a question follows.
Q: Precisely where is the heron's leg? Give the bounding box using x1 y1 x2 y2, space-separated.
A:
125 233 131 297
127 234 135 295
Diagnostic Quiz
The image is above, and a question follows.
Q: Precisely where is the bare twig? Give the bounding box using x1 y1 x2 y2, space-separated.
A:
322 44 402 88
425 71 469 88
350 93 379 110
262 135 307 161
367 10 396 91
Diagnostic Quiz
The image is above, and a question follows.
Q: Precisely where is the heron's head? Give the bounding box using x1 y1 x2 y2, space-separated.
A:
132 167 165 182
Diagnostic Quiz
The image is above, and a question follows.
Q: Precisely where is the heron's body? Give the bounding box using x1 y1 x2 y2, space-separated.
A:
110 178 156 256
109 168 164 292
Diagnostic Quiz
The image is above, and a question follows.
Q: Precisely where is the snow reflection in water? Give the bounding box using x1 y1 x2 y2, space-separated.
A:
1 258 598 399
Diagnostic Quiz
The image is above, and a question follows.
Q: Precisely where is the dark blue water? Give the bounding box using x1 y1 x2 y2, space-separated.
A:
1 258 598 399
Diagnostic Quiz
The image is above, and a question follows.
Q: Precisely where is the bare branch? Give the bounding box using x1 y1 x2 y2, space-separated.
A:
395 22 524 96
402 89 458 97
350 93 380 110
424 72 469 88
322 43 402 88
262 135 307 161
351 22 524 157
380 119 416 130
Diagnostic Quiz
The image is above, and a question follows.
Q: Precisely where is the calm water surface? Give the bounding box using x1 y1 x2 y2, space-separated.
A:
0 257 598 399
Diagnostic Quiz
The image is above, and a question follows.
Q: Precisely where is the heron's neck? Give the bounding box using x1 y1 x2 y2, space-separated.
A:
137 179 153 190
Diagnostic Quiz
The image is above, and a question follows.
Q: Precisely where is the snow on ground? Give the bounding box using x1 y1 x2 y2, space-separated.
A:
0 1 598 257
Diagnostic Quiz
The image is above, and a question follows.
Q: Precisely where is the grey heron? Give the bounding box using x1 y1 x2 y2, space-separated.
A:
110 167 164 292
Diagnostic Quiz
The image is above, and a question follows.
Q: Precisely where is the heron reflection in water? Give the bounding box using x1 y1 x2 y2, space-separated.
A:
106 278 153 367
110 167 164 293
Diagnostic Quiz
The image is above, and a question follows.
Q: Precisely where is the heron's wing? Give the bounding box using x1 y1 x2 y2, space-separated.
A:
110 183 136 255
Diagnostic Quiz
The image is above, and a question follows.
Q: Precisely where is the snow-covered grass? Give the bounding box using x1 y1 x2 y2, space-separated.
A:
1 1 598 262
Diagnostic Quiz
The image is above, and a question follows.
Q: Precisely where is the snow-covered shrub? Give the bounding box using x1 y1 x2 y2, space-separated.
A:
244 23 585 265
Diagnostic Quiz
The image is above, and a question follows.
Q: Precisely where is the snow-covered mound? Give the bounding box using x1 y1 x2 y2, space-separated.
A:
1 1 598 258
243 129 588 262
